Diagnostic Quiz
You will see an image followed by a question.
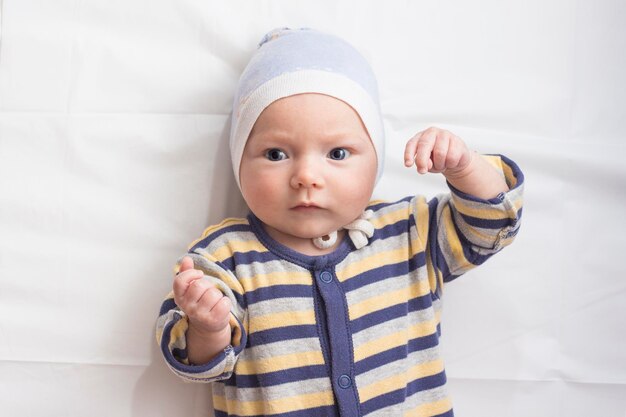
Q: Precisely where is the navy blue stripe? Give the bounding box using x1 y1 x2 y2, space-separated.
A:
446 155 523 203
351 293 435 334
226 364 327 388
407 370 447 396
498 153 524 189
368 218 411 244
342 253 425 293
172 347 187 360
189 223 251 252
219 250 279 272
246 284 312 305
246 324 319 347
360 370 447 415
409 331 440 352
426 197 445 295
214 404 339 417
360 386 405 415
355 344 407 376
367 196 412 213
451 217 497 266
354 332 440 376
160 313 228 375
342 260 409 293
159 298 177 316
427 196 497 284
459 212 514 229
434 409 455 417
351 303 408 334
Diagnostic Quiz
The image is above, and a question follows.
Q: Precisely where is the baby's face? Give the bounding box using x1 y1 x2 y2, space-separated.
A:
240 93 377 248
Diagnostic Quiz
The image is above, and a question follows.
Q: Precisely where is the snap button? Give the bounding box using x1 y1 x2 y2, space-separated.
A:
319 271 333 283
338 374 352 388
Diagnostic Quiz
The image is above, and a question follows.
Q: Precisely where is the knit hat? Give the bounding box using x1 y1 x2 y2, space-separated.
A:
229 27 385 189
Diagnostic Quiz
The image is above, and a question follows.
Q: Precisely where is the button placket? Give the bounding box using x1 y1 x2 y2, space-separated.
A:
314 267 360 416
320 271 333 283
338 374 352 389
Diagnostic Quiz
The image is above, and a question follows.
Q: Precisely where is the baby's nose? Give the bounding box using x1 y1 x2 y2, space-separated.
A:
290 159 324 188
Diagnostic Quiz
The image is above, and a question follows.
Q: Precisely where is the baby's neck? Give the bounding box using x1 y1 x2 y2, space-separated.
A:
263 225 346 256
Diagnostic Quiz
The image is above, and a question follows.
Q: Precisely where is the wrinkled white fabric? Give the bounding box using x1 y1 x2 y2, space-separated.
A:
1 1 625 416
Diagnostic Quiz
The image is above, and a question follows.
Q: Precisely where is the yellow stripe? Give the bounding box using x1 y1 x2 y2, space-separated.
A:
482 154 504 172
354 318 438 362
168 317 189 350
229 314 243 347
413 196 429 256
236 349 325 375
370 205 410 229
193 252 245 295
336 246 412 282
404 398 453 417
500 160 518 188
239 270 312 292
248 309 316 334
359 359 445 402
187 218 249 249
440 205 471 273
349 280 431 321
454 193 522 220
213 389 335 416
426 248 440 295
210 239 268 262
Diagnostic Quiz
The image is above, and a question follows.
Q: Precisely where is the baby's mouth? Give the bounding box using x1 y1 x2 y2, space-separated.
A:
292 202 322 210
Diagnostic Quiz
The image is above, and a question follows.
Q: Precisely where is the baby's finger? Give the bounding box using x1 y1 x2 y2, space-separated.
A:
173 268 204 298
194 295 232 331
210 296 233 323
414 130 437 174
178 256 194 274
404 131 424 167
431 133 451 172
186 279 218 305
446 138 473 171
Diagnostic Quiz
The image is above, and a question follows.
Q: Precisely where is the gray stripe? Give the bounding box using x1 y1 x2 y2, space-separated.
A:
203 230 259 254
345 264 429 307
355 346 440 389
235 259 310 280
367 386 449 415
224 376 332 402
241 337 323 361
248 296 315 317
352 306 436 344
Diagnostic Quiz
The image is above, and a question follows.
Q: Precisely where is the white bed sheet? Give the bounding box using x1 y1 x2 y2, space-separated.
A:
1 1 625 416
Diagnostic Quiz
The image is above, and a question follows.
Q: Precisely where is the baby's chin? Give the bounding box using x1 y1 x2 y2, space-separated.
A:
264 222 342 241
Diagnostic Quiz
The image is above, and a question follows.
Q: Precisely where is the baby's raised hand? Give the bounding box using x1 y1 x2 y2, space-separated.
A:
173 256 232 335
404 127 474 176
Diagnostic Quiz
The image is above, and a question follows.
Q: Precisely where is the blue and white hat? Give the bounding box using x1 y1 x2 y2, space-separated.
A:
229 27 385 189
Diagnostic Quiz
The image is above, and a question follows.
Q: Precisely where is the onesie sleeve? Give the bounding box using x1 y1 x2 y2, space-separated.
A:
155 251 247 383
414 154 524 295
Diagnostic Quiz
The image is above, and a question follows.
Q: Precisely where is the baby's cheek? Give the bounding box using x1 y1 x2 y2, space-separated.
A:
339 185 373 215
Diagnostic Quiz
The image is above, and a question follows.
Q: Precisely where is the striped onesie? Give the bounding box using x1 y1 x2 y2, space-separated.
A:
156 154 524 417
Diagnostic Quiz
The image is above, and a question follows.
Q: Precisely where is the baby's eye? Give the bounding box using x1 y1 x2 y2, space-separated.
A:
328 148 350 160
265 149 288 161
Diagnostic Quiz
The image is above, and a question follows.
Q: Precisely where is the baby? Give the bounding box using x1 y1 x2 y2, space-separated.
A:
156 28 524 417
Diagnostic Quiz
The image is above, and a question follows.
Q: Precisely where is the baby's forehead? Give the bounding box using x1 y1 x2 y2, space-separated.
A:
251 94 369 136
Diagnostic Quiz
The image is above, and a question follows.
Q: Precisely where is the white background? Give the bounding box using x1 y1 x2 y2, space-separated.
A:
1 1 625 416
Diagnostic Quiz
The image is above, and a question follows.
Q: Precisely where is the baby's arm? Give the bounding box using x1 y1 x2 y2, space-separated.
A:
404 126 509 199
173 256 231 365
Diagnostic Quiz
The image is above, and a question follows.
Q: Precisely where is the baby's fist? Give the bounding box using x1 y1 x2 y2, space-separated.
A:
173 256 232 334
404 127 473 175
